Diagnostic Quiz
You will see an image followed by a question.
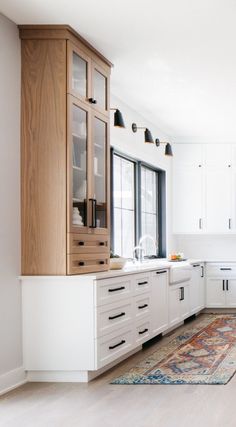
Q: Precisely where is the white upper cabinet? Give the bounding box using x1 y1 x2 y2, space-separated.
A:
173 143 235 234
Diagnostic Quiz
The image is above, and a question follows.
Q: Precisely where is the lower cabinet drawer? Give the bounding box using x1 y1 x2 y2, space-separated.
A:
134 293 151 320
135 319 151 345
96 276 133 306
96 299 133 338
96 327 134 368
67 253 109 275
206 263 236 277
134 273 151 295
67 233 109 254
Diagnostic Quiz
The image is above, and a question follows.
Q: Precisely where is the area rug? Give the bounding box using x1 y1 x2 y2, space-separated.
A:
111 315 236 385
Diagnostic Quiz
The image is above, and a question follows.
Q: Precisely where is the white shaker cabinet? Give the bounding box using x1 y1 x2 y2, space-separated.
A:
206 263 236 307
190 264 205 314
150 269 168 335
168 282 190 328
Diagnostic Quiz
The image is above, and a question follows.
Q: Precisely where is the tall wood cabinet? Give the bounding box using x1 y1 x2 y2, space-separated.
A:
20 25 112 275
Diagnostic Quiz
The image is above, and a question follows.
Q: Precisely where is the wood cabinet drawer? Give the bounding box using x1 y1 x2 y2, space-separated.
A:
67 233 109 254
134 293 151 320
96 326 133 368
135 318 151 345
134 273 151 295
96 276 133 306
67 253 109 275
96 299 133 338
206 263 236 277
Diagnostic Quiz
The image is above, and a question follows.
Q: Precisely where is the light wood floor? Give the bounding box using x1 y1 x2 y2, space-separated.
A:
1 314 236 427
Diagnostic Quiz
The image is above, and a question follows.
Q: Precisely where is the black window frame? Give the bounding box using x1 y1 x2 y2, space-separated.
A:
111 148 166 258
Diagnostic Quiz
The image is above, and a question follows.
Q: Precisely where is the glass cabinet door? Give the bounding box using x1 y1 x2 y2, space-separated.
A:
70 98 89 229
92 62 109 115
92 113 108 230
69 43 91 103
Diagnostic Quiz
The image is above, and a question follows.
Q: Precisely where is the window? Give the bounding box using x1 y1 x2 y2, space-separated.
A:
111 150 166 259
141 166 158 256
113 154 135 258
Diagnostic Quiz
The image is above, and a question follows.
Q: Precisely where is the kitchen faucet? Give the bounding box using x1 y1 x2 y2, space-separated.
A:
133 245 145 263
139 235 158 258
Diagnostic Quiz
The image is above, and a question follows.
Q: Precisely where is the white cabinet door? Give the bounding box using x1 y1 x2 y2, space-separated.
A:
150 270 168 336
169 285 181 328
190 266 200 314
173 165 203 233
180 283 190 320
226 279 236 307
173 143 203 166
206 278 226 307
205 165 232 233
204 144 232 167
199 264 205 310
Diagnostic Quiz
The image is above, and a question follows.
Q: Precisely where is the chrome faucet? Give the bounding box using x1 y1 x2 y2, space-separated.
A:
139 235 158 258
133 245 145 263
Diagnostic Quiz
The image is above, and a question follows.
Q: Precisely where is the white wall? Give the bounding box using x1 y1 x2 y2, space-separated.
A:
0 14 24 393
110 94 174 254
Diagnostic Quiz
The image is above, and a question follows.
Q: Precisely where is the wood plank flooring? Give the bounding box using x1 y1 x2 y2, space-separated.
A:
1 314 235 427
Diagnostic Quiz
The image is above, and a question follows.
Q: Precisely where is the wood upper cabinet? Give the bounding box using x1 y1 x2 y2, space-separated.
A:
20 25 112 275
67 41 110 117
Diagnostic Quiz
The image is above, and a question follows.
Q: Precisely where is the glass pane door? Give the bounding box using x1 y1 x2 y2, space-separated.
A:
72 102 88 227
70 44 90 102
92 62 109 114
93 115 108 229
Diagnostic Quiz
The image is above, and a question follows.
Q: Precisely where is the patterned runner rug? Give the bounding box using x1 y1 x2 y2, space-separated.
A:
111 315 236 385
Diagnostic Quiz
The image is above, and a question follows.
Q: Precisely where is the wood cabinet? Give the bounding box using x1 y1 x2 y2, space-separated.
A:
173 143 234 234
20 25 112 275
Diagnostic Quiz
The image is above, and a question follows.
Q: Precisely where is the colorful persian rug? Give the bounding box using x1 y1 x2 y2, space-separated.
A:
111 315 236 385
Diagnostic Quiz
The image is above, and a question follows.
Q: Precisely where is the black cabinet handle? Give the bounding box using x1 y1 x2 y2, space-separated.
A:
193 264 200 267
99 242 105 246
108 286 125 293
109 312 125 320
226 280 229 291
180 287 184 301
78 241 85 246
138 304 148 310
220 268 232 270
201 266 204 278
99 261 105 265
138 281 148 286
109 340 125 350
89 198 97 228
78 261 85 266
88 97 97 104
156 270 167 274
229 219 232 229
223 280 225 291
139 328 148 335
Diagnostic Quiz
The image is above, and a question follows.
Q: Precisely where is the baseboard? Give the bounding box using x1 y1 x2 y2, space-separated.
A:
0 367 26 396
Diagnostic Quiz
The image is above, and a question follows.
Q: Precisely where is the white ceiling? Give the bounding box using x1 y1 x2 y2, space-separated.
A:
1 0 236 142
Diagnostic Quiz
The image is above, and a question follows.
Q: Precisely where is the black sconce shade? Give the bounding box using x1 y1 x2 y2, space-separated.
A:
114 109 125 128
144 128 154 143
165 143 173 156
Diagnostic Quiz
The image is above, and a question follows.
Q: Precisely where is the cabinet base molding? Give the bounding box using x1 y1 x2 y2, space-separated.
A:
0 367 26 396
26 347 141 383
203 308 236 313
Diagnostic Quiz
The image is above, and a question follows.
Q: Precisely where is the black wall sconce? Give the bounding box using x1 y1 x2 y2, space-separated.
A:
155 138 173 156
110 109 125 128
132 123 154 143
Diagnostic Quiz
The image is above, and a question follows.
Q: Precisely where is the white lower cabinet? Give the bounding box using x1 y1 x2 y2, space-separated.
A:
206 263 236 308
150 270 169 335
190 263 205 314
96 326 134 369
169 282 190 328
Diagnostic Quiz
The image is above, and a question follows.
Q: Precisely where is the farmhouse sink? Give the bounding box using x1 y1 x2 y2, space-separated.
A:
169 264 192 284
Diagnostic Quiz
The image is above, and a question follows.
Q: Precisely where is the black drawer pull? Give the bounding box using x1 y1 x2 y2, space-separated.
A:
78 241 85 246
138 281 148 286
156 270 167 274
78 261 85 266
139 328 148 335
99 261 105 265
138 304 148 309
109 312 125 320
220 268 232 271
88 97 97 104
108 286 125 292
99 242 105 246
226 279 229 291
193 264 200 267
109 340 125 350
